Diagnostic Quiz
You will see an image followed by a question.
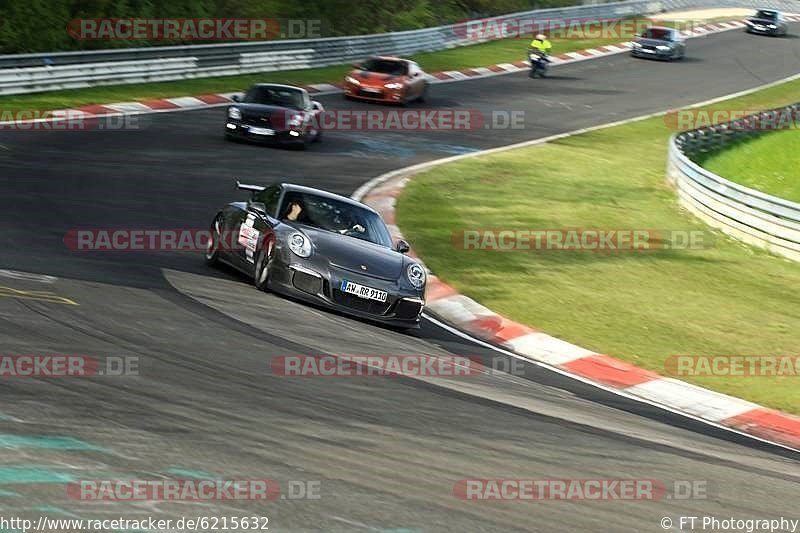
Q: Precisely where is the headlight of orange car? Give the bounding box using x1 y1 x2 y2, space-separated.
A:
384 82 403 90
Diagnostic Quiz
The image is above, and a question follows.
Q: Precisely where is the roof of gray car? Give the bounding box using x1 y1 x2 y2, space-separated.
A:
280 184 379 214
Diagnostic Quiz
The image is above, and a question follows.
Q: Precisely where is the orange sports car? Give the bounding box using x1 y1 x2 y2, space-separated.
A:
343 56 429 104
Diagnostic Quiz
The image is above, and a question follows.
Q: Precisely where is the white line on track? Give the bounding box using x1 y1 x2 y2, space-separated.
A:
0 269 57 283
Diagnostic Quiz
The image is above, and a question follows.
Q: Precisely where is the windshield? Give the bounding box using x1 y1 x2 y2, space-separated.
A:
279 192 393 247
641 28 673 41
755 10 778 19
360 58 408 76
243 86 305 109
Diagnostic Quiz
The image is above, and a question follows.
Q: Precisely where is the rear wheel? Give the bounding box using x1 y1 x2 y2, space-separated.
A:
204 214 224 266
254 240 275 292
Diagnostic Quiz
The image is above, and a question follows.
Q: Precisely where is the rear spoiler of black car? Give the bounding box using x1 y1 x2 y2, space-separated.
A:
236 179 265 198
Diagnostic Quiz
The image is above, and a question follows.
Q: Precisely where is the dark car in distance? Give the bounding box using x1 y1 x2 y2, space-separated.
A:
205 182 427 328
745 9 788 36
225 84 324 149
631 26 686 60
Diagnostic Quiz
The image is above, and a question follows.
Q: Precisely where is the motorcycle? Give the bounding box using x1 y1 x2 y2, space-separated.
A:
528 49 549 78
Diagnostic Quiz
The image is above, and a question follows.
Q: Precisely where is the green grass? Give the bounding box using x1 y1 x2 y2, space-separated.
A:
701 129 800 203
0 17 697 114
396 79 800 415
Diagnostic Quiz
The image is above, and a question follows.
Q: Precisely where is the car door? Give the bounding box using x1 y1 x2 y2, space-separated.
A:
231 185 281 273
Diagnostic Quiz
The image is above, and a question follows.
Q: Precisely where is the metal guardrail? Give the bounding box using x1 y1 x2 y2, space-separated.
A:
0 0 798 95
666 103 800 262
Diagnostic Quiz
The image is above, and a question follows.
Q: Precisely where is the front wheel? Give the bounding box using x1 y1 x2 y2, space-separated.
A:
254 241 274 291
205 214 224 266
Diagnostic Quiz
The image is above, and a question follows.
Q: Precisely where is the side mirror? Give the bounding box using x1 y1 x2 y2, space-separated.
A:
395 240 410 254
311 100 324 111
232 94 241 102
248 201 267 215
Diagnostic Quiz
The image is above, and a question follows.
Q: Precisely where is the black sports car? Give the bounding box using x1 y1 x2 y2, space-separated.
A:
745 9 788 36
205 182 427 328
631 27 686 60
225 84 324 148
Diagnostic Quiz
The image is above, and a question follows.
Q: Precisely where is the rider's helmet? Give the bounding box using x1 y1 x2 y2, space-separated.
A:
536 33 547 41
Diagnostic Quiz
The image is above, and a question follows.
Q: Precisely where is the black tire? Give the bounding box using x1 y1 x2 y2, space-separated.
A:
254 240 274 292
204 214 224 266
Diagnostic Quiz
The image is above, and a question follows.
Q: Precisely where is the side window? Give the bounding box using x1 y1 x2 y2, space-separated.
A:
254 185 281 217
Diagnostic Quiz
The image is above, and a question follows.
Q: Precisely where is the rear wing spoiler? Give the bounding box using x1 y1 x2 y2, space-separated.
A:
236 179 265 197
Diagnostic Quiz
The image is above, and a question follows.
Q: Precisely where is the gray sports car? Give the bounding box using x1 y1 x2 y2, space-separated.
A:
745 9 788 36
631 26 686 60
205 182 426 328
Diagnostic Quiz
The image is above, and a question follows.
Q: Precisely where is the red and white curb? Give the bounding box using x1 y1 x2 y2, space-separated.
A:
19 18 775 123
352 81 800 453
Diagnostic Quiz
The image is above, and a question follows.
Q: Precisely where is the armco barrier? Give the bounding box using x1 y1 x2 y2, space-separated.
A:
1 0 799 95
666 103 800 262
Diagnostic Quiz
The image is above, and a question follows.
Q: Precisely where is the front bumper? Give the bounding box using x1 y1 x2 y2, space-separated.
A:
269 261 425 327
746 24 781 35
343 85 405 103
631 46 674 59
225 122 306 144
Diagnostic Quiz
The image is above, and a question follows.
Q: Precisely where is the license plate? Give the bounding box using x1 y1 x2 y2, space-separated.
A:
362 88 382 94
340 280 388 302
247 126 275 135
642 49 654 53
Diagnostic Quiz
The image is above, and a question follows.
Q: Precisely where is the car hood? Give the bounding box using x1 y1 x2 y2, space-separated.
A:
297 226 404 280
635 38 673 47
234 103 301 115
349 69 403 87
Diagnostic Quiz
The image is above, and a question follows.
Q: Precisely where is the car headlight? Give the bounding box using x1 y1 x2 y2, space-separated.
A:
288 113 304 127
228 107 242 120
632 42 642 48
384 82 404 90
656 45 670 51
345 76 360 85
406 263 426 289
768 24 776 28
288 233 311 258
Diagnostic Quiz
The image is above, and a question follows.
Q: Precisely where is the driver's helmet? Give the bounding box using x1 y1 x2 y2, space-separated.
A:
536 34 547 41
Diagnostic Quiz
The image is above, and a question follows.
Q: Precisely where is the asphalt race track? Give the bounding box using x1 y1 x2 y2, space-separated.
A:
1 26 800 531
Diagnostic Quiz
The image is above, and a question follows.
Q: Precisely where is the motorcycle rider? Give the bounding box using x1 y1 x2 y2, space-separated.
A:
528 33 552 77
529 33 552 55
